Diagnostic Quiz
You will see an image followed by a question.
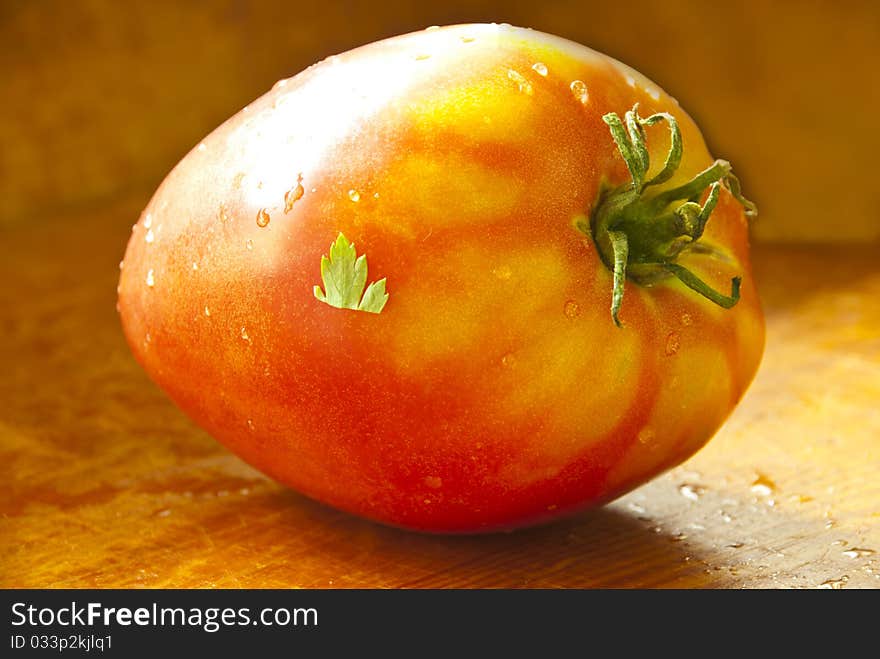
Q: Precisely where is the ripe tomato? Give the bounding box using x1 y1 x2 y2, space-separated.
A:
118 24 764 532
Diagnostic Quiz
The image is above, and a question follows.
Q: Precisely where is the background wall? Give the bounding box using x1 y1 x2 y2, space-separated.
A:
2 0 878 242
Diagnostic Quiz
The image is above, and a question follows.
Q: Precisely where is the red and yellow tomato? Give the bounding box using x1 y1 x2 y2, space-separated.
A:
118 24 764 532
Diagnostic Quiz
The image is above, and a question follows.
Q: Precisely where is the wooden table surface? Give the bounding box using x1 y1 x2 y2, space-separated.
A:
2 197 878 589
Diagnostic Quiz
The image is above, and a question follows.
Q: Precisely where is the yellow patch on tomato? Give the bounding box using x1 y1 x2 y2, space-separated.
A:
605 341 733 491
407 63 537 142
492 298 643 487
375 153 522 231
387 243 572 373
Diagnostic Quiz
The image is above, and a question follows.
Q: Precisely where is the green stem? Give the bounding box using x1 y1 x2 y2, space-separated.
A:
608 230 629 327
663 263 741 308
584 104 757 326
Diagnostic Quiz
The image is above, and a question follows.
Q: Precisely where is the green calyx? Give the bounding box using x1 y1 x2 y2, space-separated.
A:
582 104 757 327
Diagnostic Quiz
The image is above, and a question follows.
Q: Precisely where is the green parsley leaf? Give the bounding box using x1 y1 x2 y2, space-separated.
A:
313 233 389 314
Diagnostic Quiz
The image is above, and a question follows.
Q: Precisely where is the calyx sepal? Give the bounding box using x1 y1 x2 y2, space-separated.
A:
587 104 757 326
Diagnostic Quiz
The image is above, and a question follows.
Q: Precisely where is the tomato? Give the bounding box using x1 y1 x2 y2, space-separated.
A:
118 24 764 532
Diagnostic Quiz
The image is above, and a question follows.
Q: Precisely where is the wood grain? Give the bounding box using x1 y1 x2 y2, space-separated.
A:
1 199 878 588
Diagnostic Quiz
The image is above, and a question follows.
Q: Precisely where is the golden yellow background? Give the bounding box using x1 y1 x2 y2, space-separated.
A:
2 0 878 242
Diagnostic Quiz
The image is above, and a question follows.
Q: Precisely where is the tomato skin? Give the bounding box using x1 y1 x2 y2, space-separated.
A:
118 24 764 532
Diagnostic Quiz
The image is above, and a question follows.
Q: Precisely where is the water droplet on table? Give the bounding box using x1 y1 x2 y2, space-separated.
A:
843 548 876 559
751 473 776 497
679 483 705 501
817 576 848 589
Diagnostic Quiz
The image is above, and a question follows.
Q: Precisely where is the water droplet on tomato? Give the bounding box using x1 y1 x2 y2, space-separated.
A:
218 204 229 222
678 483 705 501
284 174 304 213
843 548 876 559
493 265 512 280
144 332 152 344
246 239 254 250
531 62 548 76
192 262 199 271
197 142 207 152
570 80 589 104
501 353 516 367
145 269 155 287
424 476 442 489
145 228 155 244
246 419 255 431
348 189 360 202
680 312 693 326
817 576 848 589
625 74 637 87
118 260 124 270
665 331 680 355
637 427 656 445
507 69 533 95
750 473 776 497
256 208 270 227
563 300 580 319
240 327 250 342
204 306 211 317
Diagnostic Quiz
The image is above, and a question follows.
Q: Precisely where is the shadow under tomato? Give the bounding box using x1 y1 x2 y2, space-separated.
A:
204 487 706 589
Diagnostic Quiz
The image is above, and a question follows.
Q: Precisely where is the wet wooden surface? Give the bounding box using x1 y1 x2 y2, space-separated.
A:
1 198 878 588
